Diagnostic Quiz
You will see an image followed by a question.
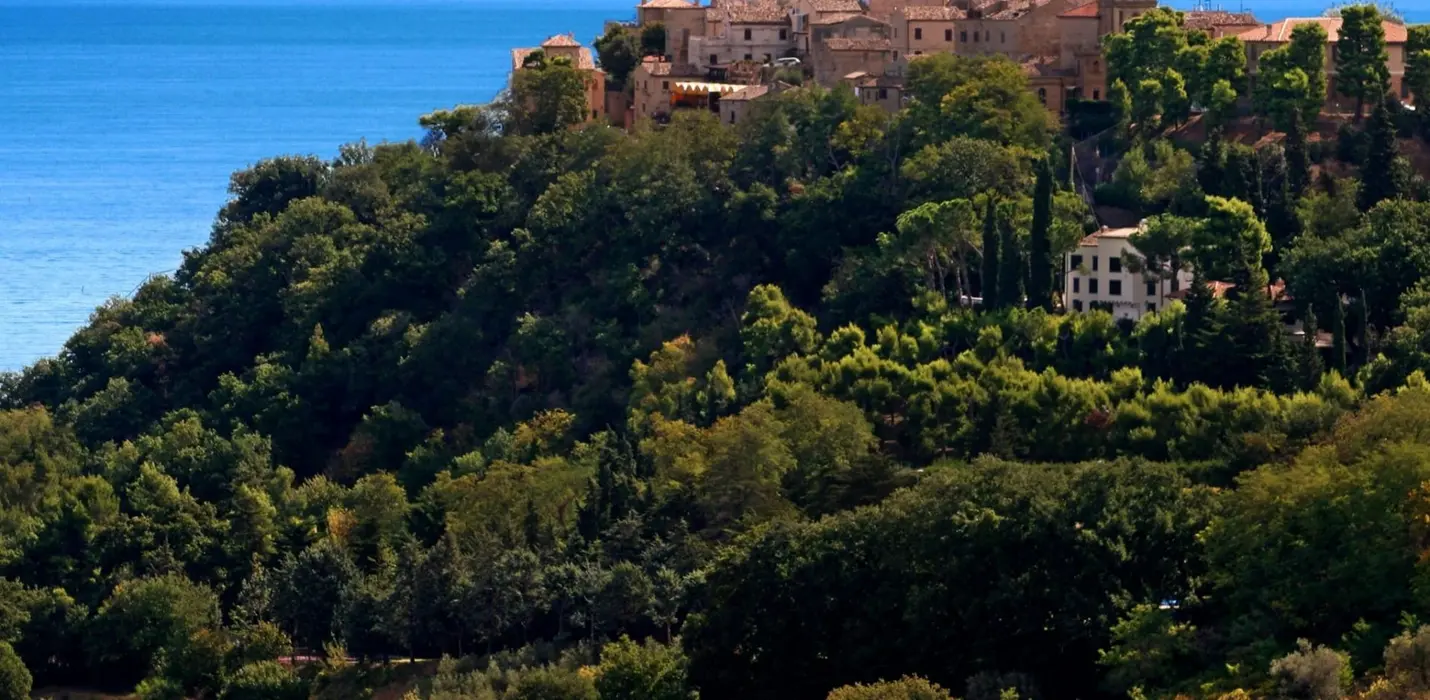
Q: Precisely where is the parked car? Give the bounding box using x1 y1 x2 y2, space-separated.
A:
773 57 801 67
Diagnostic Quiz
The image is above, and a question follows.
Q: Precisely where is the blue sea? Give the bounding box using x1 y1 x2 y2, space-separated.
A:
0 0 1425 371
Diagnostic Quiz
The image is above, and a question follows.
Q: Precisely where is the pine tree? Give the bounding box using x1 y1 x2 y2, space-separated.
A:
1358 96 1406 211
1336 4 1390 122
1226 267 1289 390
1285 110 1311 200
998 206 1024 309
1026 158 1054 311
1181 276 1224 386
1198 131 1228 197
981 196 1000 308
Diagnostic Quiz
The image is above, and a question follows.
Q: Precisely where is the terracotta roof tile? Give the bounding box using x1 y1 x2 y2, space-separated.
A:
810 0 865 13
513 46 596 71
902 5 966 20
1182 10 1260 30
722 84 771 101
541 33 582 48
1236 17 1407 44
721 2 789 23
1058 1 1098 18
812 11 866 23
639 0 698 7
824 36 893 51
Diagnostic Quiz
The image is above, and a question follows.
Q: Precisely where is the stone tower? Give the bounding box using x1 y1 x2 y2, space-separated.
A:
1097 0 1156 37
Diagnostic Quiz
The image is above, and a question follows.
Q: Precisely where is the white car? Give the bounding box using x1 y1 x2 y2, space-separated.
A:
773 57 801 67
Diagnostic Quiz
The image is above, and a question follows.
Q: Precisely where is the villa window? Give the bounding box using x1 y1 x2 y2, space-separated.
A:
973 30 979 42
662 80 669 90
1109 280 1122 296
879 87 888 99
1109 257 1121 273
961 30 967 42
1146 281 1157 296
710 53 718 64
744 53 753 60
915 27 922 39
745 28 752 40
1070 254 1083 268
1146 302 1157 313
1089 278 1099 295
1074 300 1084 311
1073 277 1081 293
945 29 953 41
1092 255 1099 271
780 28 787 40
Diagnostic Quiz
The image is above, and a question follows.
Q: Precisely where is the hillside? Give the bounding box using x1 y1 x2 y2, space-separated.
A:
5 8 1430 699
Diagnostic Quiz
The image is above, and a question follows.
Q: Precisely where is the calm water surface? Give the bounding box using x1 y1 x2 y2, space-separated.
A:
0 0 626 370
0 0 1424 370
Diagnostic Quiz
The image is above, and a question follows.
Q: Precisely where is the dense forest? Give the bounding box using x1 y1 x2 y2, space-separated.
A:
6 5 1430 699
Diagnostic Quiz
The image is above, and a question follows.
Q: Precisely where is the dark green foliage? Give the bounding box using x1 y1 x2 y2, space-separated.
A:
8 24 1430 700
1335 4 1391 120
594 25 639 90
980 196 999 305
1026 158 1053 311
1286 111 1312 200
683 459 1215 699
1359 96 1408 211
997 207 1023 309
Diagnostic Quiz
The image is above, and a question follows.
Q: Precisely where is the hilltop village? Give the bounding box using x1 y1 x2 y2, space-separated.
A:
513 0 1412 126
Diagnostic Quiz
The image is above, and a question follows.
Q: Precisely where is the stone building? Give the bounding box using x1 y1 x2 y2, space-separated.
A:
511 35 608 124
1236 17 1412 109
691 2 794 68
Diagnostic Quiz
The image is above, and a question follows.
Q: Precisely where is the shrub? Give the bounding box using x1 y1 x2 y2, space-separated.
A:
596 636 696 700
964 672 1040 700
0 642 30 700
506 665 597 700
1269 640 1351 700
826 676 955 700
221 661 308 700
1384 625 1430 692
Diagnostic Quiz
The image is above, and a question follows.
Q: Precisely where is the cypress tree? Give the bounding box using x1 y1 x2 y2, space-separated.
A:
1329 294 1347 376
1226 267 1288 390
1300 304 1323 390
1027 158 1054 311
1358 95 1405 211
1285 110 1311 200
998 206 1024 309
981 196 1000 308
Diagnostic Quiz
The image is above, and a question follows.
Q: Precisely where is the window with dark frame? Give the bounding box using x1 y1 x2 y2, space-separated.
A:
1092 255 1099 271
1073 277 1080 293
1109 280 1122 296
1109 257 1121 273
744 28 752 40
780 28 787 40
1089 278 1099 294
960 30 967 41
1070 254 1083 269
945 28 953 41
1146 281 1156 296
1146 302 1157 313
1073 300 1083 311
915 27 922 39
